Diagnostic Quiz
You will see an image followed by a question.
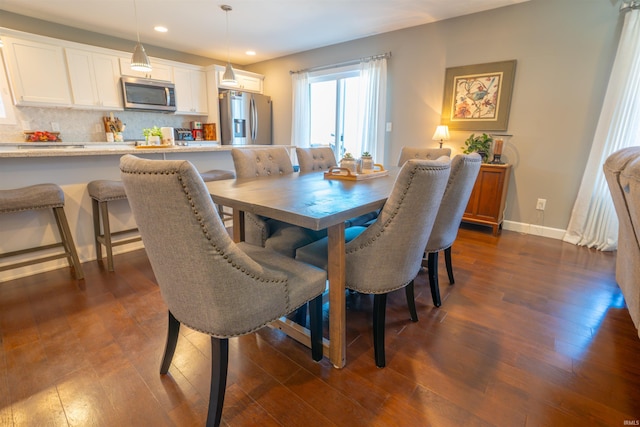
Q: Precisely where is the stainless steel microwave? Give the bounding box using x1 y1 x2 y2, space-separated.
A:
121 76 177 112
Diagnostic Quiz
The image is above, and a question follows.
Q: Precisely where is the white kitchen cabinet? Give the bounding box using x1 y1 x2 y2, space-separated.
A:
217 68 264 93
119 57 173 81
173 66 208 115
1 37 72 106
65 48 122 110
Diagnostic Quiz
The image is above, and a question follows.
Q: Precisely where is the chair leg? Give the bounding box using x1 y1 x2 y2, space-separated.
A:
160 311 181 374
52 206 84 280
373 293 387 368
428 252 441 307
308 294 323 361
444 246 455 284
404 280 418 322
207 337 229 427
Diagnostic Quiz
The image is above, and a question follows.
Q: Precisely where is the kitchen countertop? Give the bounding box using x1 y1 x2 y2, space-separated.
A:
0 142 281 158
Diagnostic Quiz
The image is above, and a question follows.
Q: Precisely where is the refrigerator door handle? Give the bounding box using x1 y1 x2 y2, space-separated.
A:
250 96 258 141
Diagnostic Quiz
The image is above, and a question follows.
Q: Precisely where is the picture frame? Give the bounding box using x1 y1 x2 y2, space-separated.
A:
440 60 517 131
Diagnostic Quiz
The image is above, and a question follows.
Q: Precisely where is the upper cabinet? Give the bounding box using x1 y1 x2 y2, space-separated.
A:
217 67 264 93
65 48 123 110
1 36 72 107
173 66 208 115
1 29 216 115
119 57 173 81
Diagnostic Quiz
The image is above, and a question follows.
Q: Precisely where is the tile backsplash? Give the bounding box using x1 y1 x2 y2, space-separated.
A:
0 106 208 143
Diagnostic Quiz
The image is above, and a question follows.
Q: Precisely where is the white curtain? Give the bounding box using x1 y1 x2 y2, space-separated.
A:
563 8 640 251
357 57 387 164
291 72 310 147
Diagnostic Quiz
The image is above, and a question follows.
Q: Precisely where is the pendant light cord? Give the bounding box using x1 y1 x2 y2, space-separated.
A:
222 5 232 63
133 0 141 43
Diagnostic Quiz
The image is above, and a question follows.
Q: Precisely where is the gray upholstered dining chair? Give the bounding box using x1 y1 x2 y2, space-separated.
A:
296 146 337 172
231 147 327 257
119 154 326 427
422 153 482 307
397 147 452 166
295 158 451 367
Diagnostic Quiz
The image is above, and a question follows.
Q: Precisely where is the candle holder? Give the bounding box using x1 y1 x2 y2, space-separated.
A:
490 134 512 164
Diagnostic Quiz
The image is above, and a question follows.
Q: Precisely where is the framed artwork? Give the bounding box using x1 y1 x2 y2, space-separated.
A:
440 60 516 131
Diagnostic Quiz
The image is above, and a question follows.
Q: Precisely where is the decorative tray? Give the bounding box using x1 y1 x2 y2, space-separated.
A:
324 164 389 181
135 144 173 149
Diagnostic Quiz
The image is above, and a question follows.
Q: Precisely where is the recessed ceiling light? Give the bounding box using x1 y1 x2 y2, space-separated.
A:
246 50 256 56
154 26 168 33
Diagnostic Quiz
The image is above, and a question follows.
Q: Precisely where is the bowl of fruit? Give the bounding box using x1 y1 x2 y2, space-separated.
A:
24 131 61 142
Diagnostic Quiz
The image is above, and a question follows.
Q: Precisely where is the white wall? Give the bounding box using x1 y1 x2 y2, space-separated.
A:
247 0 622 232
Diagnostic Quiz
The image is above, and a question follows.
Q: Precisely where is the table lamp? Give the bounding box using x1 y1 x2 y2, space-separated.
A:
432 125 450 148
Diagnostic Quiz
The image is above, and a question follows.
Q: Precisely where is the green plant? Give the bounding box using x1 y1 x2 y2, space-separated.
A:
342 152 354 159
361 151 371 158
462 133 493 162
142 126 163 138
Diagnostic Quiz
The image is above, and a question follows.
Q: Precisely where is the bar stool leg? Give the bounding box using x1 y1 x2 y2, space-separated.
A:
99 201 115 272
91 197 103 263
52 206 84 280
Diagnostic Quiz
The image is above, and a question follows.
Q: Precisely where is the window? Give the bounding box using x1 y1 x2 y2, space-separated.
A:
292 56 388 164
308 66 360 159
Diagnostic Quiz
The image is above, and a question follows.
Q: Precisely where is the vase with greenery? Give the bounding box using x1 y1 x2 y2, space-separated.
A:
340 152 357 174
143 126 163 145
462 133 493 162
360 151 374 174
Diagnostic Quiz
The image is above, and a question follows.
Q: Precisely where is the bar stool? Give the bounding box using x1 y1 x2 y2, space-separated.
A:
0 183 84 280
199 169 235 221
88 180 141 272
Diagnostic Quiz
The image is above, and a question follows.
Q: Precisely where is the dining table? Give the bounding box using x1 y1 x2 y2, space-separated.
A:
205 168 399 368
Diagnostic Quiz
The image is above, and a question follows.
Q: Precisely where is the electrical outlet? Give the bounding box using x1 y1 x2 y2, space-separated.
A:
536 198 547 211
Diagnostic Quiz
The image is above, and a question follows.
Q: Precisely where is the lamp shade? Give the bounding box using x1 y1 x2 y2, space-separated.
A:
221 62 238 86
131 42 152 72
432 125 450 142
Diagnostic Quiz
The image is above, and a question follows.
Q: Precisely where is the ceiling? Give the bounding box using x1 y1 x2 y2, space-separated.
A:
0 0 530 65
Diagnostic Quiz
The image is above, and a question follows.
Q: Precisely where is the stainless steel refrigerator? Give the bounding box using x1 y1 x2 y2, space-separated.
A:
219 89 272 145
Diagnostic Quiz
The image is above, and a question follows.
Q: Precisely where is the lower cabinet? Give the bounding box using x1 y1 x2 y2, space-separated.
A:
462 163 512 236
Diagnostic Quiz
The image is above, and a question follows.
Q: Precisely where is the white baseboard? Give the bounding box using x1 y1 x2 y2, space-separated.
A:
502 220 566 240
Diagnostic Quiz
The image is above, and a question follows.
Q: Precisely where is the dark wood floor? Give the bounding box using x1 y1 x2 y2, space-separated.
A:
1 225 639 426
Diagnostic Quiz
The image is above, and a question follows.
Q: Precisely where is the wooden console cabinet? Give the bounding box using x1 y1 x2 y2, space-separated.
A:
462 163 512 236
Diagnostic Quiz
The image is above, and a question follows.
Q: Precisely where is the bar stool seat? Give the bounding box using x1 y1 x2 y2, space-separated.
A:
0 183 84 279
88 180 141 272
199 169 235 221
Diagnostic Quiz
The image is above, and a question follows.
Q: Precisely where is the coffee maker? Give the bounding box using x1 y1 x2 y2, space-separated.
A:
190 121 203 141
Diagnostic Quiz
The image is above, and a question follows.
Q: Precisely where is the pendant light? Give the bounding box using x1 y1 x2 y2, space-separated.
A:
131 0 152 72
220 5 238 86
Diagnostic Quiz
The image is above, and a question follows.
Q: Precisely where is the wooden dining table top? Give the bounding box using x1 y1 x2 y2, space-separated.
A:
205 168 400 230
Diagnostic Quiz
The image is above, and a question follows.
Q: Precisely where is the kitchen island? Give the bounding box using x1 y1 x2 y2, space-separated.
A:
0 142 290 282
